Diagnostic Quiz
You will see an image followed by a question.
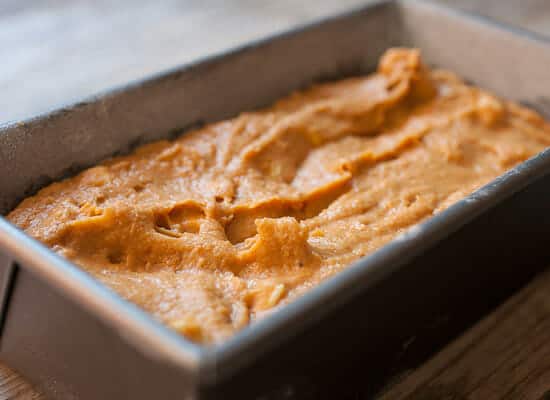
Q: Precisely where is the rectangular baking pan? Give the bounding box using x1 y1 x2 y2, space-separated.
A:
2 1 550 399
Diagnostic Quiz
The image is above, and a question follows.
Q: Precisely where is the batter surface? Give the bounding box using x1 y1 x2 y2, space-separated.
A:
8 49 550 344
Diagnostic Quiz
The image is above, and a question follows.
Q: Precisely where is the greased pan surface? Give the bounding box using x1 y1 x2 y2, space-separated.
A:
1 1 550 399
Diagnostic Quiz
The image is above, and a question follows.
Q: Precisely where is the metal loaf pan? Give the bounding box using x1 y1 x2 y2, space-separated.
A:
1 1 550 399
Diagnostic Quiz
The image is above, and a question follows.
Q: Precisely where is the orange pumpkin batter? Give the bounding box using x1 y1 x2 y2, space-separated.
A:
8 49 550 344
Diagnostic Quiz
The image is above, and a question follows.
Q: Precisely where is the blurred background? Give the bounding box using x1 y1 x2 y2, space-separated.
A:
1 0 549 124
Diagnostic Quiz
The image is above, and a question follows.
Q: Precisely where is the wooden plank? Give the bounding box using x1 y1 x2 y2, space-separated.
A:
0 364 44 400
378 268 550 400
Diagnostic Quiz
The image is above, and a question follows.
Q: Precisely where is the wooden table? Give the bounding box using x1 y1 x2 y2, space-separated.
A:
1 1 549 398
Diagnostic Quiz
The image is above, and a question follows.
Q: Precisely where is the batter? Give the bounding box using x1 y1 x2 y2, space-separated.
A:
8 49 550 344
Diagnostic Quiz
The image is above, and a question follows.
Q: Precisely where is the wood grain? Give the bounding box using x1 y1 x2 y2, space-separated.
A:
1 1 550 399
0 364 44 400
379 269 550 400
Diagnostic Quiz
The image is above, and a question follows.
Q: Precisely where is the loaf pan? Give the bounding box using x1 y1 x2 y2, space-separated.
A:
2 1 550 399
